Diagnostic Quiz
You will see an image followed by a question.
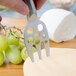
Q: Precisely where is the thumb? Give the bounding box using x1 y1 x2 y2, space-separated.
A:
0 0 29 15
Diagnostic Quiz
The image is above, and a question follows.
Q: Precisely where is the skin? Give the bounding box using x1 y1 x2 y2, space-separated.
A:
0 0 46 15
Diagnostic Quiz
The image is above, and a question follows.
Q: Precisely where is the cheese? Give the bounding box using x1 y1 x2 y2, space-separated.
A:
40 9 76 43
23 48 76 76
49 0 75 5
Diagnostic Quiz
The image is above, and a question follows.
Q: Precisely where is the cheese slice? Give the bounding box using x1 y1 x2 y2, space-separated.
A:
23 48 76 76
40 9 76 43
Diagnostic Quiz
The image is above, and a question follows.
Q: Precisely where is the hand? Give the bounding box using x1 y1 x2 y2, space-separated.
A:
34 0 46 10
0 0 46 15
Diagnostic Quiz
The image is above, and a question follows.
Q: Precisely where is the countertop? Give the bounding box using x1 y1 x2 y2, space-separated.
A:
0 18 76 76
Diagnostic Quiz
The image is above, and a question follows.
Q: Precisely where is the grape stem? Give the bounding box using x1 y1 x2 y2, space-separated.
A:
0 23 6 30
5 26 23 34
11 31 24 40
0 21 24 40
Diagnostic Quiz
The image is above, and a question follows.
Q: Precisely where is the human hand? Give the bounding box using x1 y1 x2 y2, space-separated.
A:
0 0 46 15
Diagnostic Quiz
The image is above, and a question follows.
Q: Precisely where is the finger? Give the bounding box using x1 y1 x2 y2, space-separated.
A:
0 0 29 15
34 0 46 10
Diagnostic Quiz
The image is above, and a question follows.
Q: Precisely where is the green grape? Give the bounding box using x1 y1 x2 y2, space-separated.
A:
0 5 6 10
21 48 28 61
7 35 19 46
19 42 25 49
14 31 20 38
5 45 22 64
33 47 37 53
20 39 24 43
21 47 37 61
28 37 34 44
20 38 24 42
35 39 40 45
19 38 25 49
0 35 8 52
0 52 4 66
27 30 33 34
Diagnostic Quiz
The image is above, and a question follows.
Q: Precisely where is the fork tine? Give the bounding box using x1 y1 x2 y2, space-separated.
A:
36 44 42 59
27 47 34 62
44 40 50 57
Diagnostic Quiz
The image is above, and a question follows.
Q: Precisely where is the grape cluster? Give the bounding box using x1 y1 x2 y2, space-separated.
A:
0 16 37 66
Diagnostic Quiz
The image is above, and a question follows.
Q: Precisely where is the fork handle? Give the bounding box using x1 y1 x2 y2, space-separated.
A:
23 0 37 21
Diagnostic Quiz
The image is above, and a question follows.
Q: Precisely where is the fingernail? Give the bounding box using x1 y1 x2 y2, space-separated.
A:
20 5 29 15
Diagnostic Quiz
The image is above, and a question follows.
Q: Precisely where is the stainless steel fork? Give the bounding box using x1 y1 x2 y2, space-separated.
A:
24 0 50 62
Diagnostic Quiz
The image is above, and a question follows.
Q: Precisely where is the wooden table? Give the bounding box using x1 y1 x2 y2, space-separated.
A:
0 18 76 76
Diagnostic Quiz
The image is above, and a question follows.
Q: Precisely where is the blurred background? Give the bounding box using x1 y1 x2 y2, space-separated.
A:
0 0 76 17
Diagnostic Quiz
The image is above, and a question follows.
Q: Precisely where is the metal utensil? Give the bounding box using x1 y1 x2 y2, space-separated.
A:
24 0 50 62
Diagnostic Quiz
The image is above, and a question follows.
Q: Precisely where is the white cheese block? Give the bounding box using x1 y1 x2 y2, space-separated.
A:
23 48 76 76
40 9 76 43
